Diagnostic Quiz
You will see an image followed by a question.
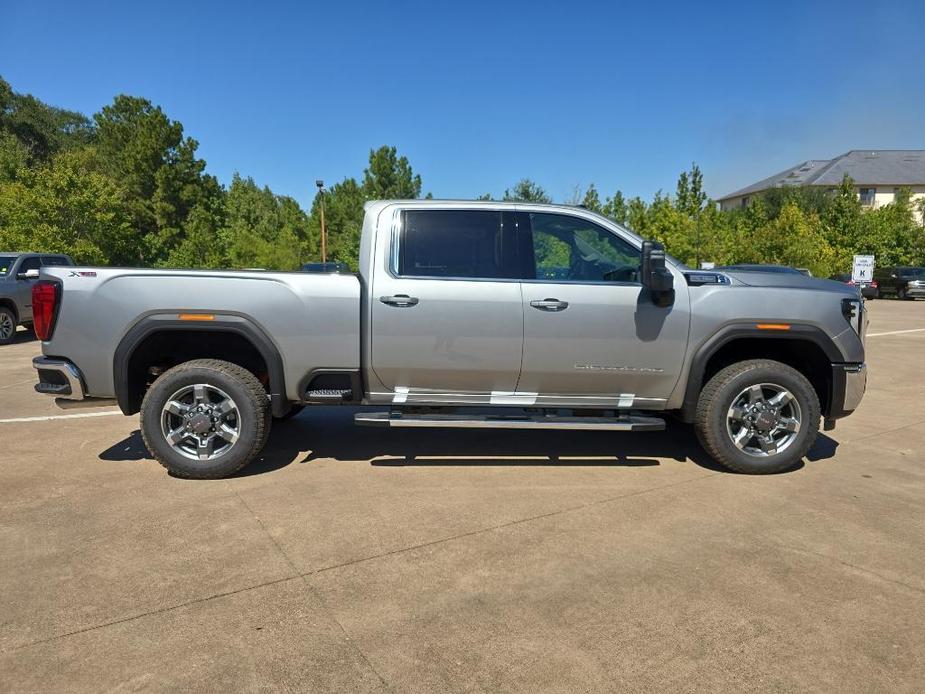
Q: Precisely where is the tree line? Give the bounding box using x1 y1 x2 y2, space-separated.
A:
2 76 924 277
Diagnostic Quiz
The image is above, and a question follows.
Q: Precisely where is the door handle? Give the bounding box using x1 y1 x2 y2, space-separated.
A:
530 298 569 312
379 294 419 307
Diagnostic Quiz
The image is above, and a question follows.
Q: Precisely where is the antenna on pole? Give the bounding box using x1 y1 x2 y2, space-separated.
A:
316 180 327 264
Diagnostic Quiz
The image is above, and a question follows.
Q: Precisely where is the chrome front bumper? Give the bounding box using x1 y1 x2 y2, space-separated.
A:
33 356 86 400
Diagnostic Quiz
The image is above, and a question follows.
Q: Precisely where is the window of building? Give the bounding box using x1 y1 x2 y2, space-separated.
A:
859 188 876 206
741 196 749 208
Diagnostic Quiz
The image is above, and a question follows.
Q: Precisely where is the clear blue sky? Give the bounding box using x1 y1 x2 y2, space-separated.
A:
3 0 924 207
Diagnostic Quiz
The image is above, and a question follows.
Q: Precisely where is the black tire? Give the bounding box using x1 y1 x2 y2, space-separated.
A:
898 287 908 300
274 404 305 421
695 359 820 474
140 359 271 479
0 306 17 345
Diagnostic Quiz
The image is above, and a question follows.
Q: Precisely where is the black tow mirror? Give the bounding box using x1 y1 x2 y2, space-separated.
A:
641 241 674 307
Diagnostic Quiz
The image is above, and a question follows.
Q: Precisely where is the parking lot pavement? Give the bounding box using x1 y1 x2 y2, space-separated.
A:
1 301 924 692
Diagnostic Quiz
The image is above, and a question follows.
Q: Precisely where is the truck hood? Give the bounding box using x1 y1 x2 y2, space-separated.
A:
720 270 858 296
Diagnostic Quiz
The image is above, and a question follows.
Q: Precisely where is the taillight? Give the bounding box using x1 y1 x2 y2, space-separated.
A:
870 280 878 288
32 281 59 340
847 279 856 285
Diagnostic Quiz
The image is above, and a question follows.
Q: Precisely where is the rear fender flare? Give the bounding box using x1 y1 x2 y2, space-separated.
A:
113 314 287 417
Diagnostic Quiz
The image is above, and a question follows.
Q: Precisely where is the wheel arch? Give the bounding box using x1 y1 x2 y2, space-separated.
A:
0 298 19 322
680 324 842 423
113 315 288 418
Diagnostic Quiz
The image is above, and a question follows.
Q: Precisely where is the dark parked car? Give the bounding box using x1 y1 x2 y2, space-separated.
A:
873 266 925 300
830 273 878 300
715 264 804 275
0 253 74 344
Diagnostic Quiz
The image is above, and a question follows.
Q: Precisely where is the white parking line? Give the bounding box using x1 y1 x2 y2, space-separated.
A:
867 328 925 337
0 410 123 424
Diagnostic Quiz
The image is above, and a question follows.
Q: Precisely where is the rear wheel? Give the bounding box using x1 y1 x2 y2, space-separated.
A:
695 359 820 474
898 287 909 300
0 307 17 345
140 359 270 479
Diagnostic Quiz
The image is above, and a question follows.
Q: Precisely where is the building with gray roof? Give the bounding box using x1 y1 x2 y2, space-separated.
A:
718 151 925 222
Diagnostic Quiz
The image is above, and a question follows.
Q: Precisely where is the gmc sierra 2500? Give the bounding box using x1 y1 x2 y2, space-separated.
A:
32 201 866 478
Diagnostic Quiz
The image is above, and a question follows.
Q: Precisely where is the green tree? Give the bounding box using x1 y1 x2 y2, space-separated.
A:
0 149 135 264
93 95 215 263
502 179 551 203
0 76 94 163
602 190 628 224
362 145 422 199
580 184 603 212
307 177 365 269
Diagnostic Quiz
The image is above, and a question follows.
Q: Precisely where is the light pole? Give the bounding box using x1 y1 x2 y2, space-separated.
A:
316 179 327 264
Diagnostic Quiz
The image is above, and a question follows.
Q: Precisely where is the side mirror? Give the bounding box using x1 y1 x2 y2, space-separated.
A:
17 269 40 280
641 241 674 307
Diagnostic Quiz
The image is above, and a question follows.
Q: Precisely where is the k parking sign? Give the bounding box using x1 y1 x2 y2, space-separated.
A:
852 255 874 282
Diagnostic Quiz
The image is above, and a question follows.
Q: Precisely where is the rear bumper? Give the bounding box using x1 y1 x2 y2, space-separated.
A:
33 356 86 400
827 362 866 420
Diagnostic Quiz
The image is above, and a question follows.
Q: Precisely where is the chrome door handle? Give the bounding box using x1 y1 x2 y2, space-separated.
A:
530 298 569 312
379 294 419 307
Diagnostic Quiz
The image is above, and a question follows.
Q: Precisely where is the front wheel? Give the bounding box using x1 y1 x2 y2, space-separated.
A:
695 359 820 474
140 359 271 479
898 287 909 300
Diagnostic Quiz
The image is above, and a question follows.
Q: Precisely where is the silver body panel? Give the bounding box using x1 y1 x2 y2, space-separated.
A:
40 268 361 401
38 201 865 418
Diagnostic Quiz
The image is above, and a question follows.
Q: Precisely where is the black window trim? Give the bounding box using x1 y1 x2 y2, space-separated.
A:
385 205 647 287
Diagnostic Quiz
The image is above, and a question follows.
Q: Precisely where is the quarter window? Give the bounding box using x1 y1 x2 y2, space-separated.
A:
398 210 517 279
528 213 640 283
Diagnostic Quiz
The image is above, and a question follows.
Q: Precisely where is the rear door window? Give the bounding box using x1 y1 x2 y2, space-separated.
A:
18 257 42 274
398 210 519 279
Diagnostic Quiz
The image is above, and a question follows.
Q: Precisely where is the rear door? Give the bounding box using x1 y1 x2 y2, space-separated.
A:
516 211 690 409
370 208 525 402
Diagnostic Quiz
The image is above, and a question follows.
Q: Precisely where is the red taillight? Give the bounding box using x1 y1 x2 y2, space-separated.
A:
847 279 856 285
870 279 878 288
32 281 59 340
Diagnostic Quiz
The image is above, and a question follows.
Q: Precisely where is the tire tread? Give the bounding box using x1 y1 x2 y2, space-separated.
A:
140 358 269 479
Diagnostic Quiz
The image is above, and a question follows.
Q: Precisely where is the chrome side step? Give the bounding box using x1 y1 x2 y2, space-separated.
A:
354 412 665 432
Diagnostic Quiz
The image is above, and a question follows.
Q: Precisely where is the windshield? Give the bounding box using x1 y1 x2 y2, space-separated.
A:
0 256 14 277
721 265 801 274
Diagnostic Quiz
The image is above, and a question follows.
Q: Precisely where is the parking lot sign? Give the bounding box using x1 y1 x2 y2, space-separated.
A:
852 255 874 282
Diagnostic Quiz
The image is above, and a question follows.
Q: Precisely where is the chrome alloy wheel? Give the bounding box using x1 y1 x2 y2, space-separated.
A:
725 383 802 457
160 384 240 461
0 312 13 341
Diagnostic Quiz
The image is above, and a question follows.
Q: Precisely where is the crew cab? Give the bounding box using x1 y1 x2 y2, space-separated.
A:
32 201 866 478
0 252 74 345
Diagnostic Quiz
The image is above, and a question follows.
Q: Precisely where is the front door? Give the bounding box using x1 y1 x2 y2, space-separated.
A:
516 211 690 409
370 209 525 402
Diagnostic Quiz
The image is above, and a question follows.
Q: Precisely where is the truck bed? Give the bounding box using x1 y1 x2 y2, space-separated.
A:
41 267 362 402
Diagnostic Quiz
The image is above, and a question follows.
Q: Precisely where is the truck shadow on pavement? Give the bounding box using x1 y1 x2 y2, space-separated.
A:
99 407 840 478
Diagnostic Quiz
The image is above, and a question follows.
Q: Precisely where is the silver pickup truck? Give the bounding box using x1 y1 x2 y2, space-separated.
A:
31 201 866 478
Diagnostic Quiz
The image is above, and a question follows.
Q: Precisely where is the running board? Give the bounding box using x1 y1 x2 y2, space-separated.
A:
354 412 665 432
